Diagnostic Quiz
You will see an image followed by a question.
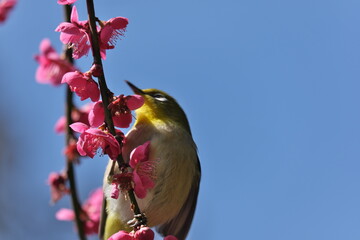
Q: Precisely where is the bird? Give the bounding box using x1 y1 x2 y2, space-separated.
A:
99 81 201 240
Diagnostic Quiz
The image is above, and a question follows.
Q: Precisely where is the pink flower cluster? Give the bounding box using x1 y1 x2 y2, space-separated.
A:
111 141 156 199
0 0 16 23
52 89 144 163
90 95 144 128
37 1 160 237
109 227 177 240
55 6 128 59
70 122 120 160
56 188 103 235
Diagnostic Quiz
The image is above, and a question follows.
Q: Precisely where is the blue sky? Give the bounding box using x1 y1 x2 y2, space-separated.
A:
1 0 360 239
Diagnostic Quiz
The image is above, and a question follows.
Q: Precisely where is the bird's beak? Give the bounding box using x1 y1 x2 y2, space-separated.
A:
126 81 145 95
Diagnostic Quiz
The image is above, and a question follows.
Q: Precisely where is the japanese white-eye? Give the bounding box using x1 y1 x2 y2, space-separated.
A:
100 81 201 240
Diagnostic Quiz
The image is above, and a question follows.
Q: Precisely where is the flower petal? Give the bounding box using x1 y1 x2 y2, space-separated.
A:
61 71 81 85
69 122 89 133
54 116 66 134
87 80 100 102
108 231 133 240
133 172 147 199
108 17 128 30
140 175 155 190
76 134 88 157
57 0 77 5
56 208 75 221
133 227 154 240
89 101 105 127
127 95 144 110
70 5 78 23
85 128 109 137
39 38 52 54
113 113 132 128
129 141 151 168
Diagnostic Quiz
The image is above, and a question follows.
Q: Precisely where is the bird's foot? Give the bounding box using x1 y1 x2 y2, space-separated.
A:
127 213 147 229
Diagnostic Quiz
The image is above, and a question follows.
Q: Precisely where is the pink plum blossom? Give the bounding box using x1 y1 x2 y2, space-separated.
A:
129 141 155 199
0 0 16 23
56 188 103 235
35 39 75 86
89 95 144 128
70 122 121 159
62 71 100 102
89 94 144 128
55 6 91 59
99 17 129 58
55 103 93 134
57 0 77 5
109 94 144 128
48 172 70 203
55 6 129 59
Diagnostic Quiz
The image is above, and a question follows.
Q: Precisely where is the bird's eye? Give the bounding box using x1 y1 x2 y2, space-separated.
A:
153 93 167 102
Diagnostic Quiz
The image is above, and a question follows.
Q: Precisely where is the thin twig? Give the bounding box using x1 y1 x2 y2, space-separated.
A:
63 4 87 240
85 0 115 135
85 0 145 221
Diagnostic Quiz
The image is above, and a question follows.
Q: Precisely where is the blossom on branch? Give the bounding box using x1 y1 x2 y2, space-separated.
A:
62 71 100 102
109 141 155 200
56 188 103 235
0 0 16 23
89 95 144 128
70 122 121 160
55 6 128 59
48 172 70 203
55 6 91 59
35 38 75 86
99 17 129 55
130 141 155 199
109 94 144 128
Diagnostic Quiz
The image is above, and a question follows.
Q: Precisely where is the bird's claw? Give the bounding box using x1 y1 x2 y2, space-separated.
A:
127 213 147 229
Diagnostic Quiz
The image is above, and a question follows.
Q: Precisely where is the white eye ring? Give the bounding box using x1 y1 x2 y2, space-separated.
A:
153 94 167 102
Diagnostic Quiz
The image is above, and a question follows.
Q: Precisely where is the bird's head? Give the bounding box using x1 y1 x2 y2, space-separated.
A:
126 81 191 133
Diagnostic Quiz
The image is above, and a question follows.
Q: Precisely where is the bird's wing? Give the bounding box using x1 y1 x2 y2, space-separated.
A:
99 194 107 240
156 156 201 240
